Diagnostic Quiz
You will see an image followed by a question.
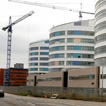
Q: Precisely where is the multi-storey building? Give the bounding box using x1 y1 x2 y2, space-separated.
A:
95 0 106 66
4 68 28 86
49 20 95 72
29 40 49 75
0 69 6 86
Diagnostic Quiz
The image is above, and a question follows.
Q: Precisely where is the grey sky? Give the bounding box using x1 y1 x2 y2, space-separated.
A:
0 0 97 68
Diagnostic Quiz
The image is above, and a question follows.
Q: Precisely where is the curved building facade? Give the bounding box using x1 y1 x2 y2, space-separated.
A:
95 0 106 66
29 40 49 75
49 20 94 72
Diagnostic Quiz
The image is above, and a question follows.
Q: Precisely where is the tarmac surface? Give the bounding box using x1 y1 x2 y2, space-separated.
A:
0 93 106 106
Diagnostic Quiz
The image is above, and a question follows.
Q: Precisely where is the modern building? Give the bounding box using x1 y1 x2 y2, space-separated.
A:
95 0 106 66
68 67 99 88
49 20 95 72
36 71 67 87
4 68 28 86
14 63 24 69
29 40 49 75
36 67 99 88
27 75 37 86
0 69 6 86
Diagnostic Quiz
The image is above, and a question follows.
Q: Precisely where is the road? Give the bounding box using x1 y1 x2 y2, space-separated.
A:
0 93 71 106
0 93 106 106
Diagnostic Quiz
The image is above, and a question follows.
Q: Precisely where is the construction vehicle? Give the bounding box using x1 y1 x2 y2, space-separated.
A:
2 10 34 68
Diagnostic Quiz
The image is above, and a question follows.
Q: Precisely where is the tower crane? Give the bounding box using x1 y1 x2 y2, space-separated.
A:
2 10 34 69
8 0 95 19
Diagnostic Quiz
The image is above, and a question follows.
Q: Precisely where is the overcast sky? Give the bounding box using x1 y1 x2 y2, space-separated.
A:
0 0 98 68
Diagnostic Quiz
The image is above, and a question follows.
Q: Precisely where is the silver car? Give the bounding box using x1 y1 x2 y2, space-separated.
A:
0 90 4 97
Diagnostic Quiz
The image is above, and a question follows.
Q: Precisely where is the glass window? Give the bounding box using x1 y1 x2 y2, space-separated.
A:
50 31 65 37
73 54 81 58
59 61 64 65
67 30 94 36
45 40 49 43
40 68 48 71
40 57 49 60
29 57 38 61
40 63 48 66
30 52 38 56
30 47 38 51
67 38 73 43
67 46 73 50
74 31 81 35
40 52 49 55
30 68 38 71
73 46 81 50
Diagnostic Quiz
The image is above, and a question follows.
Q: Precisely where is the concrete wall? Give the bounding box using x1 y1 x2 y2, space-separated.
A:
27 75 36 86
36 71 64 87
68 67 99 88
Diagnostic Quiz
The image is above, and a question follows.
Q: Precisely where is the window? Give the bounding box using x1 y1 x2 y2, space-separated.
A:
37 77 61 82
67 61 72 66
45 40 49 43
67 46 73 50
67 30 94 36
67 38 73 43
40 68 48 71
66 61 94 66
67 53 73 58
50 31 65 37
74 21 81 26
30 52 38 56
67 46 94 51
69 75 95 80
73 46 81 50
30 47 38 51
40 63 48 66
29 63 38 66
73 54 81 58
40 52 49 55
29 57 38 61
40 57 48 60
40 47 49 50
59 61 64 65
30 68 38 71
49 54 64 59
74 31 81 35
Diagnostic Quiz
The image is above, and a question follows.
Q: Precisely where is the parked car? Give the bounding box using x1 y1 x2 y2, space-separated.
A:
50 94 58 99
0 90 4 97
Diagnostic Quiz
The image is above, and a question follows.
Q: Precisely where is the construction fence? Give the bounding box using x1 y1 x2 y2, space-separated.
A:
0 86 106 101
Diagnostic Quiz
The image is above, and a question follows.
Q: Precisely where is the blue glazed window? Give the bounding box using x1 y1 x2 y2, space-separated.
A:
89 75 93 79
74 31 81 35
73 61 80 65
30 68 35 71
73 54 81 58
40 57 48 60
45 40 49 43
73 46 81 50
44 52 49 55
69 76 71 80
44 47 49 50
40 52 49 55
55 54 59 58
55 32 60 36
55 47 59 51
55 39 59 42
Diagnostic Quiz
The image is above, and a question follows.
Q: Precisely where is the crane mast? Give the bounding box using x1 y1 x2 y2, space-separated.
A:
8 0 95 19
2 11 34 69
